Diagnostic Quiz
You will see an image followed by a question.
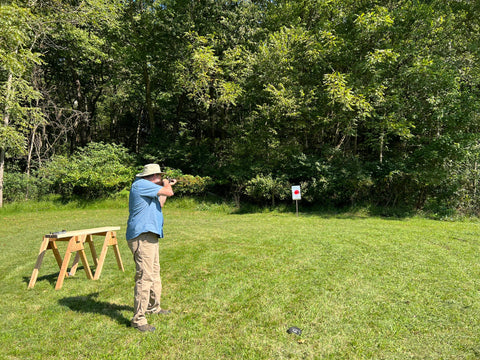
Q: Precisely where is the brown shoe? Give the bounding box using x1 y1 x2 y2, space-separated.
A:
135 324 156 332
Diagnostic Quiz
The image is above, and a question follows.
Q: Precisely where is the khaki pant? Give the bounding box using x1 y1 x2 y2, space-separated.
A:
127 232 162 327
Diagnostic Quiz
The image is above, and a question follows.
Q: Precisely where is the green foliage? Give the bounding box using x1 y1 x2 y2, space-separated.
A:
176 32 243 110
4 0 480 215
324 71 373 117
163 167 212 196
300 156 373 206
39 142 135 199
2 171 40 202
244 174 290 206
175 174 212 196
0 4 44 155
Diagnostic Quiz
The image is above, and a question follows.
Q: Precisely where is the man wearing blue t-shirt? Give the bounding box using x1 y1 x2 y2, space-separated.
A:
126 164 176 332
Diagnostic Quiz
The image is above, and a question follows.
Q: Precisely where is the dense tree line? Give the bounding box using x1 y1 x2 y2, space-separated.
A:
1 0 480 213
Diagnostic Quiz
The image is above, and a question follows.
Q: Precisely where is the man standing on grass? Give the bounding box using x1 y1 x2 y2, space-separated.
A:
126 164 177 332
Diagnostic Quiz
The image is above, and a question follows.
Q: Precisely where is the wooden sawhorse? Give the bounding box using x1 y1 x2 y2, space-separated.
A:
28 227 124 290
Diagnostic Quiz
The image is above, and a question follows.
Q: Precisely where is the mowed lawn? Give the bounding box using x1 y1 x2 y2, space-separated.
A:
1 200 480 359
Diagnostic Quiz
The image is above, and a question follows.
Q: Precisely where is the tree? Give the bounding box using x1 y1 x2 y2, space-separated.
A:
0 4 44 207
33 0 123 151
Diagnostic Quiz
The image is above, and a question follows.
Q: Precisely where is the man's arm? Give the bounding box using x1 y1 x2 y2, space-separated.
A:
157 179 177 207
159 195 167 207
157 179 175 197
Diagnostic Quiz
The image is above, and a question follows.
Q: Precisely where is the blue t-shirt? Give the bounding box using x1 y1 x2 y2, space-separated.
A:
126 178 164 240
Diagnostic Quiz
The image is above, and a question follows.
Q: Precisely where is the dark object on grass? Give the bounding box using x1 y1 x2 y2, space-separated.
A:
287 326 302 335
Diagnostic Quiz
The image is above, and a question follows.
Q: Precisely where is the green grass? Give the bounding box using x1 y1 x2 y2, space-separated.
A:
1 199 480 359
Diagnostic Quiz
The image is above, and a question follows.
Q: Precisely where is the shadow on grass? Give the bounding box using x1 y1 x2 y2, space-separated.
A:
23 266 93 288
232 202 418 219
23 273 59 287
58 292 132 327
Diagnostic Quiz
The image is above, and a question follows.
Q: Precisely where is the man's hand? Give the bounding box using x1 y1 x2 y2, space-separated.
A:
168 178 177 186
158 179 174 197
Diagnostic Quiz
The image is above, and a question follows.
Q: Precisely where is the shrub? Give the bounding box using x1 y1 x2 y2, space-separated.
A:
163 168 212 196
244 174 290 206
299 177 329 203
3 171 41 202
39 142 136 199
285 155 373 206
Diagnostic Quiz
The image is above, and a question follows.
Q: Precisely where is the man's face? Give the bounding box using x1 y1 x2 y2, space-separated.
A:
150 173 163 185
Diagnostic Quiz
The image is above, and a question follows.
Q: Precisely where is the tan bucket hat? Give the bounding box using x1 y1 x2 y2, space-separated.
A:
136 163 165 177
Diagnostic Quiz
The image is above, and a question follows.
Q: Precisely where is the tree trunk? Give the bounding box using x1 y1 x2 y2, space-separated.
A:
25 124 40 200
0 71 14 207
143 65 154 131
379 130 384 164
135 109 143 153
0 147 5 208
474 161 478 197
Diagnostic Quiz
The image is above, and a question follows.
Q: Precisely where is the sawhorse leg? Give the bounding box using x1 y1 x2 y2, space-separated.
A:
55 235 93 290
69 234 98 276
28 237 70 289
28 237 50 289
93 231 124 280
